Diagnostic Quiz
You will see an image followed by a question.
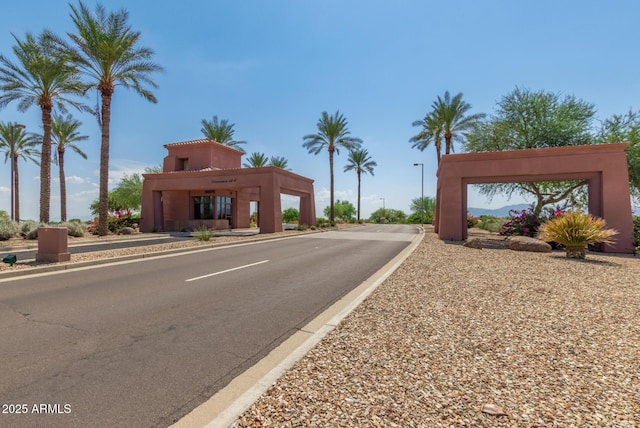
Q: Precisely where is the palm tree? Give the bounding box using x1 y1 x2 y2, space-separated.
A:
51 113 88 221
432 91 485 156
201 116 247 153
303 111 362 224
0 32 88 223
269 156 289 170
410 110 443 165
0 122 40 222
51 1 162 235
344 148 376 221
243 152 268 168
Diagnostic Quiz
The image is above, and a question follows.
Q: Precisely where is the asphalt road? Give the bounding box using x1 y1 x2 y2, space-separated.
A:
0 224 418 428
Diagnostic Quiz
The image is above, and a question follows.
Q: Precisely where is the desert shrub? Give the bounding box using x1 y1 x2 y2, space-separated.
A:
194 226 212 241
633 215 640 249
19 221 43 240
467 214 479 228
316 218 330 228
478 216 505 233
0 210 10 221
296 224 308 231
65 221 87 237
0 219 19 240
537 211 618 259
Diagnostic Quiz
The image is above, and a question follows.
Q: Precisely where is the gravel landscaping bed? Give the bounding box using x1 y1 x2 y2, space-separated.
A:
234 228 640 427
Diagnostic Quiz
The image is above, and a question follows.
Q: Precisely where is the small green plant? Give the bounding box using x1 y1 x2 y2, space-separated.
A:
296 224 308 231
0 219 19 240
537 211 618 259
194 226 212 241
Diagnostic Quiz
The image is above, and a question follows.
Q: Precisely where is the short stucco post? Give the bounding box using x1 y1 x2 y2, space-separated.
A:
36 227 71 262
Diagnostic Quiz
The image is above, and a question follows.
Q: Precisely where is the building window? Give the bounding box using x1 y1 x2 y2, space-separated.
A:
216 196 232 221
194 196 214 219
179 158 189 171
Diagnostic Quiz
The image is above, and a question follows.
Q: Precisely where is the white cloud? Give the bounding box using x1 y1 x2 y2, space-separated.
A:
315 187 354 203
65 176 86 184
0 186 8 193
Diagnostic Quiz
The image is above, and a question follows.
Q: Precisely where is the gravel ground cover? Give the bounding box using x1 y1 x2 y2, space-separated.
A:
234 228 640 427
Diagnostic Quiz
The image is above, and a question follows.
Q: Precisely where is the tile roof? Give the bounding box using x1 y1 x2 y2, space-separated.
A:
163 139 244 154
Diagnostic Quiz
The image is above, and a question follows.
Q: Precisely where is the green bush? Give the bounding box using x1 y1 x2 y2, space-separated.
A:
467 214 479 228
316 218 330 228
478 216 505 233
296 224 308 231
0 219 19 240
633 215 640 249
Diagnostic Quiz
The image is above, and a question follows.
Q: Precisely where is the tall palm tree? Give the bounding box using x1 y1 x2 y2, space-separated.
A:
243 152 268 168
51 113 88 221
51 1 162 235
201 116 247 153
410 110 443 165
0 122 40 222
432 91 485 156
303 111 362 223
269 156 289 170
344 148 376 221
0 32 88 223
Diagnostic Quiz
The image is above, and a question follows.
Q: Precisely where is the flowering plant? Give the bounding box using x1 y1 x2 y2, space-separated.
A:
500 206 564 238
87 209 140 234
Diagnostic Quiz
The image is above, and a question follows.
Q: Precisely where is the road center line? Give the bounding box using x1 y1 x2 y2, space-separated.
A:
185 260 269 282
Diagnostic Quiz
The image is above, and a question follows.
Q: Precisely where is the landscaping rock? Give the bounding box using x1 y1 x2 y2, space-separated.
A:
463 238 483 249
118 227 136 235
508 236 552 253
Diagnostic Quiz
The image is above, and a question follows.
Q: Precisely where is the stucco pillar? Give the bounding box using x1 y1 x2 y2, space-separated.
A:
299 195 314 227
601 166 634 253
436 177 465 241
258 177 282 233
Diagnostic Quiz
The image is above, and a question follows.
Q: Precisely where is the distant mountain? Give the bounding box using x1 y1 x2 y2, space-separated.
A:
469 203 640 218
467 203 531 218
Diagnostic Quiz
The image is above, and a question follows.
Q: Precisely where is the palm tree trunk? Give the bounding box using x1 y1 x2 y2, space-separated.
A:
59 148 67 222
13 154 20 223
444 133 452 155
40 106 53 223
329 147 335 224
98 91 112 236
357 170 361 221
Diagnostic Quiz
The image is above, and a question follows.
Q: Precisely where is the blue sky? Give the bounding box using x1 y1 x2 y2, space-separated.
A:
1 1 640 221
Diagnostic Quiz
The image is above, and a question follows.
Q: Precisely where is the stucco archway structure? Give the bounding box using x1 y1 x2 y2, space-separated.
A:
140 140 316 234
435 143 635 253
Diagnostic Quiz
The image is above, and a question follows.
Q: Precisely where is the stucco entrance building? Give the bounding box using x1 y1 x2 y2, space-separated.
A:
140 139 316 233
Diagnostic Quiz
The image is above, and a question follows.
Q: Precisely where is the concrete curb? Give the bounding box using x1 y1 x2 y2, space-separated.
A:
170 227 425 428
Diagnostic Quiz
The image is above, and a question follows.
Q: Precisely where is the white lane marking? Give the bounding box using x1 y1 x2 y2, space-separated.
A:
185 260 269 282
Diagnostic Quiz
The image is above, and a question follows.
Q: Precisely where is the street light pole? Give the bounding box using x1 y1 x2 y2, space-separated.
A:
9 123 26 222
413 163 424 226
